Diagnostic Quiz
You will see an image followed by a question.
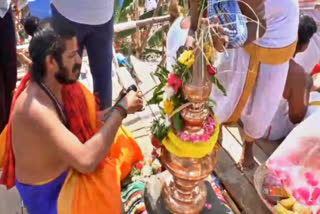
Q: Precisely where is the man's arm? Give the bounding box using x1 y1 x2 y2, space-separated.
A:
239 0 266 44
18 91 143 174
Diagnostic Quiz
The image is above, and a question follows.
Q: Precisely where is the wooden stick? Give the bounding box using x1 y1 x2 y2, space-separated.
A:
137 0 164 58
135 0 141 57
114 15 170 33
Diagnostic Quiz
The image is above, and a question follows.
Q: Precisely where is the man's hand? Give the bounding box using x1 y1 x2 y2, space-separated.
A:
211 18 229 52
120 91 144 114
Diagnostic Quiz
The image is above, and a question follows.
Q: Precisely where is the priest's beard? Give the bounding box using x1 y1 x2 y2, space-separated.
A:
55 63 81 84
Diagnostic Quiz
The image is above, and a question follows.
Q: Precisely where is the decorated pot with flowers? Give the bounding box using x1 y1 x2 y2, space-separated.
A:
147 34 226 213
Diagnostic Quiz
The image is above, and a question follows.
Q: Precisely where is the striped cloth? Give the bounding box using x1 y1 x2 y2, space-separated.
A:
122 181 146 214
208 0 248 48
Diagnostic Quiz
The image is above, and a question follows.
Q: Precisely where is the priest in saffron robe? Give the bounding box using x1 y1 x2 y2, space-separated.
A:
0 17 144 214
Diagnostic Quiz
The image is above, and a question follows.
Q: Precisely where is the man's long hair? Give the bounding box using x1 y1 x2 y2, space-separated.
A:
25 16 76 83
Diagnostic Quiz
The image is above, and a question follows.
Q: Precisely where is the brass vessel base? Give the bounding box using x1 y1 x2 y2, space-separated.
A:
162 179 207 214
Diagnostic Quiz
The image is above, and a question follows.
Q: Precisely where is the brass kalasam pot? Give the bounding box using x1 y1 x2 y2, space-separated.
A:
161 146 218 214
181 80 212 132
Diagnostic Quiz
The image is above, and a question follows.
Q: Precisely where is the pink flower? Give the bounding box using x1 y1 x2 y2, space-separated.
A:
190 134 198 142
305 172 319 186
168 73 182 93
312 187 320 202
293 187 311 204
205 203 212 210
179 133 190 141
205 125 214 134
207 64 216 76
202 133 210 142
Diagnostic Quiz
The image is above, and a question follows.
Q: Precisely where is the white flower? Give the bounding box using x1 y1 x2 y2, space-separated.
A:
151 159 161 169
141 165 153 176
164 86 175 100
164 115 171 127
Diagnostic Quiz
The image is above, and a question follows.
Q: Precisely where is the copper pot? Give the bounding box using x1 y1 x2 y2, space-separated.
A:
161 146 218 214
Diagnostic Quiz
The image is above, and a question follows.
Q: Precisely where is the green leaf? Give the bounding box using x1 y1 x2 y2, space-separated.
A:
208 98 216 106
211 76 227 96
147 91 164 105
154 72 167 83
173 114 184 132
157 65 170 76
153 82 166 95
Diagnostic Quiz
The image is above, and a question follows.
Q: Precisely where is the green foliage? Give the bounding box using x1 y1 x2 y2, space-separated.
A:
151 118 170 141
211 76 227 96
173 62 192 84
173 113 184 132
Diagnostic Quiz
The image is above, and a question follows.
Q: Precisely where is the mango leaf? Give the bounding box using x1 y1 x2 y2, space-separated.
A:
147 91 164 105
153 81 166 95
154 72 167 83
173 114 184 132
157 65 170 76
211 76 227 96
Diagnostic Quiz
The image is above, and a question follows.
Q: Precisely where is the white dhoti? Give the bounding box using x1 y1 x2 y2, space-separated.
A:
211 0 299 139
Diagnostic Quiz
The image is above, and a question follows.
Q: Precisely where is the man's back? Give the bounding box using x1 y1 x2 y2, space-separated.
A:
284 59 312 124
12 82 68 184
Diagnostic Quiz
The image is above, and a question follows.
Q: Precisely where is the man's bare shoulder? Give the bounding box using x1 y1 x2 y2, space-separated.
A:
289 60 307 79
12 83 60 128
288 60 312 90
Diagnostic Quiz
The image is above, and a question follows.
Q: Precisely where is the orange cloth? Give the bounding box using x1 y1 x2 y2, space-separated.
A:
58 82 144 214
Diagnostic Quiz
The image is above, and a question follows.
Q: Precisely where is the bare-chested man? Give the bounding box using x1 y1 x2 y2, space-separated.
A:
0 17 144 214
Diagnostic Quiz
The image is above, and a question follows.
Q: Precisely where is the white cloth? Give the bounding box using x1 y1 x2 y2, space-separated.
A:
211 0 299 139
263 97 294 141
294 9 320 73
145 0 157 12
166 16 189 72
51 0 114 25
0 0 10 18
264 91 320 140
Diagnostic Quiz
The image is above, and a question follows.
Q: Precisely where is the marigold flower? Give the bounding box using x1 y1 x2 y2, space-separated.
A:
163 99 175 115
204 43 215 59
178 50 195 68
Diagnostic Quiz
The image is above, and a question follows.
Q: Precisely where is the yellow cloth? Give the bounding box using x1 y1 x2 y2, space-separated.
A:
162 117 220 159
226 41 297 126
309 101 320 106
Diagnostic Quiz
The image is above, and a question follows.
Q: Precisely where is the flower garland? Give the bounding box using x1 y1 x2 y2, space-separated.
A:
178 115 216 143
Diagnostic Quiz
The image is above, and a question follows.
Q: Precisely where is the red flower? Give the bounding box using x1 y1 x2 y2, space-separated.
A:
207 64 216 76
152 135 161 148
168 73 182 93
135 162 143 170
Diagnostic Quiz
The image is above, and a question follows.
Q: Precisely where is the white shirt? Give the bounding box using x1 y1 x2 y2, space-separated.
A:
0 0 10 18
51 0 114 25
145 0 157 12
